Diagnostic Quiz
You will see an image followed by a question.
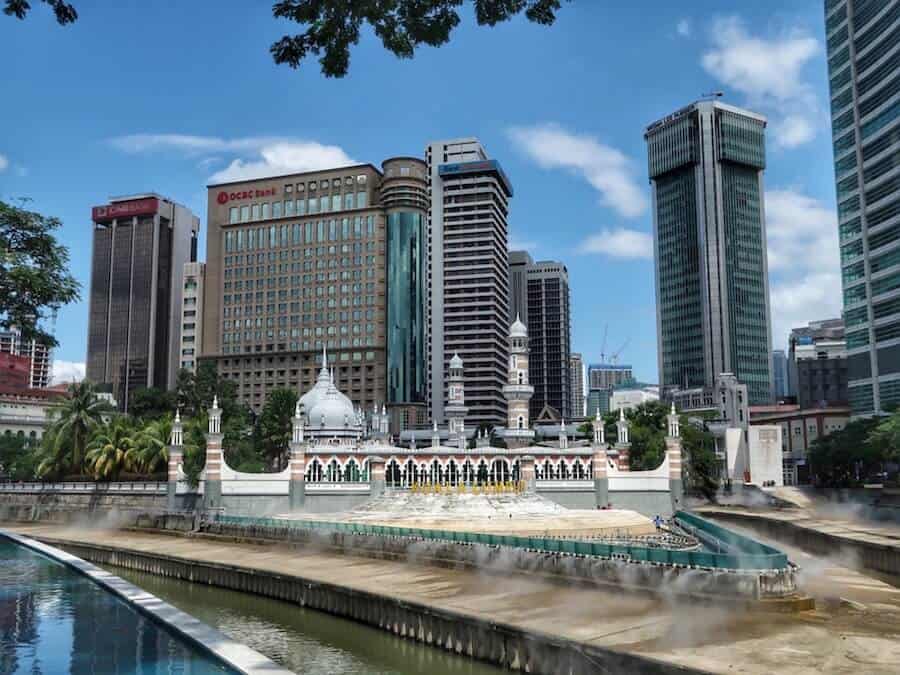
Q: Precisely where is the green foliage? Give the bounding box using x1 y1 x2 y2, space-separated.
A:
37 381 112 478
128 387 175 422
258 387 298 470
85 418 135 481
0 199 80 347
808 417 882 487
0 433 40 481
130 416 172 475
576 421 593 439
3 0 76 24
679 417 718 499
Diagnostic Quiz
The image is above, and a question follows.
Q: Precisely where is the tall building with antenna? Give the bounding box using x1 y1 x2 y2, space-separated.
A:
645 99 773 405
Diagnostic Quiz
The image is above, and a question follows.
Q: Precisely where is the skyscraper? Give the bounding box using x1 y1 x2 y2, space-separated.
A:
86 194 199 410
178 262 205 374
425 138 513 426
525 259 571 419
570 352 585 417
826 0 900 414
508 249 532 325
645 100 773 405
772 349 789 398
202 158 428 432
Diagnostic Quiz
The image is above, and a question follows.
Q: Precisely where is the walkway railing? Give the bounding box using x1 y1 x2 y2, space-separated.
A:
0 481 166 494
208 511 789 571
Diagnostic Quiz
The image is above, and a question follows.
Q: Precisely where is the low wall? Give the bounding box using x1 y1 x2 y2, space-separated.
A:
43 536 704 675
702 510 900 578
0 491 168 524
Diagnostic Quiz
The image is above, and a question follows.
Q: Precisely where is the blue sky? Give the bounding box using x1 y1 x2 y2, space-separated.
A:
0 1 841 384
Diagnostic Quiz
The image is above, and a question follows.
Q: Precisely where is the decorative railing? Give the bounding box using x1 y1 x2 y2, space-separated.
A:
207 511 789 571
0 481 166 494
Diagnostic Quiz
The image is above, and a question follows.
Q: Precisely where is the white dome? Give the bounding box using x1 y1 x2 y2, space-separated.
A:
449 353 463 369
308 385 358 430
510 314 527 338
299 364 331 413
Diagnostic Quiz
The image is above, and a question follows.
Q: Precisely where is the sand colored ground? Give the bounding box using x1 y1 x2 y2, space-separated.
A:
4 522 900 674
279 492 656 538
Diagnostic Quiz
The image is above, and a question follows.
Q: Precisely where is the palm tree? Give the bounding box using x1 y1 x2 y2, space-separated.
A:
129 416 171 475
38 381 112 478
85 418 134 480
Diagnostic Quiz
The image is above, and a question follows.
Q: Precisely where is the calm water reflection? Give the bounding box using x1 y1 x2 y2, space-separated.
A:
0 537 233 674
109 566 507 675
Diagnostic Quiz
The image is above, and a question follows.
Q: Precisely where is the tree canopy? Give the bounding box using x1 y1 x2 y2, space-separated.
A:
5 0 567 78
0 199 80 347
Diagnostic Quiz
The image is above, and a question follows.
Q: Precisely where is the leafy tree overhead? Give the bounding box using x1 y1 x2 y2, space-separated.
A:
0 199 80 347
128 387 175 422
808 417 882 487
0 433 40 481
5 0 568 78
85 418 135 481
37 381 112 478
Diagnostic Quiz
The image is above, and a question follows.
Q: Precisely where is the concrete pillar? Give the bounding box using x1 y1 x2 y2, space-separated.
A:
289 402 306 510
204 397 223 511
667 439 684 512
167 409 183 511
520 455 536 492
592 447 609 508
370 455 386 497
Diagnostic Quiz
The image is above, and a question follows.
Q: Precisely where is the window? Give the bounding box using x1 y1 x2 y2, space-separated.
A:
285 199 295 216
229 207 238 223
309 197 318 214
272 201 282 218
240 205 249 222
320 194 330 213
331 195 340 211
297 199 306 215
357 174 366 184
251 204 260 221
285 184 293 194
357 191 367 208
344 193 354 210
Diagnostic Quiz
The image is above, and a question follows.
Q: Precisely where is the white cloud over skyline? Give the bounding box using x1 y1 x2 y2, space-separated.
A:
52 360 85 385
765 188 842 350
109 134 358 183
0 153 8 171
676 19 691 38
701 16 821 148
579 227 654 260
507 124 647 218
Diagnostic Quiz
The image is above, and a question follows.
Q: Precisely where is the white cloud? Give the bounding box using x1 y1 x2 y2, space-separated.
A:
51 360 85 385
765 189 841 349
701 16 821 148
676 19 691 37
109 134 357 183
0 154 8 171
507 124 647 218
580 228 653 260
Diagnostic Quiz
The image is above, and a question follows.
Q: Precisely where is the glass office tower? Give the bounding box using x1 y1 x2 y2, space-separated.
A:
645 100 773 405
826 0 900 414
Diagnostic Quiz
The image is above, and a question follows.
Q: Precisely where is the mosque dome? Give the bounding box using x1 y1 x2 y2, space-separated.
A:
449 353 464 369
307 385 358 430
510 314 527 339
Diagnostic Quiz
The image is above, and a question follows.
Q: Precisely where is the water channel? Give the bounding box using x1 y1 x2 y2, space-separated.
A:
0 537 234 674
107 565 507 675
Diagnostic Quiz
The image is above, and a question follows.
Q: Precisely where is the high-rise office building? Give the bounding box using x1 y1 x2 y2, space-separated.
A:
570 352 585 417
508 250 532 326
425 138 513 426
645 99 773 405
525 259 571 418
587 363 633 390
202 158 428 430
86 194 199 410
772 349 789 398
179 262 206 374
0 329 52 389
507 251 572 419
826 0 900 414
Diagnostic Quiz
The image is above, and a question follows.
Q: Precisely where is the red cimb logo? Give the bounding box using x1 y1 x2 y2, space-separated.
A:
216 191 229 205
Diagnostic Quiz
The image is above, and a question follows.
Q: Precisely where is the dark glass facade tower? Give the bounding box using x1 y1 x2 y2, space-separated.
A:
645 100 773 405
826 0 900 414
383 158 428 415
86 195 199 410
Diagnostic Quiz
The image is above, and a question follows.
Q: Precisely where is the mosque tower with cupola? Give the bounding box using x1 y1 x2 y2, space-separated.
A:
445 353 468 448
503 315 535 448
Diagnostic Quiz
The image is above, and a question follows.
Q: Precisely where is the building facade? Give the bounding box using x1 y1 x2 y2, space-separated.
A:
0 329 52 389
645 100 773 405
86 194 199 410
508 255 571 419
202 159 428 430
179 262 206 374
772 349 789 398
570 352 585 417
788 318 848 408
588 363 633 390
826 0 900 414
425 139 513 426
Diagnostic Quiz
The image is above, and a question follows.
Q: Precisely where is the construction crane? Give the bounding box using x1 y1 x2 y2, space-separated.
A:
610 337 631 365
599 325 608 363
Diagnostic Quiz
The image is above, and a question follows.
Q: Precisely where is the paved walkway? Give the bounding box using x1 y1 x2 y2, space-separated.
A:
6 523 900 674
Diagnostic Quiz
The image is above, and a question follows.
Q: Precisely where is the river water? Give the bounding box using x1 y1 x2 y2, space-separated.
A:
108 565 506 675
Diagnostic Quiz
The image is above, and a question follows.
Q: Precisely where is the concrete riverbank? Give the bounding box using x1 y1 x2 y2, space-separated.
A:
5 523 900 674
696 506 900 577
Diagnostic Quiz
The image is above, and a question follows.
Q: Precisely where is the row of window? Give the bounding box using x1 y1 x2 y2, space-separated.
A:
224 217 376 252
227 192 369 224
223 268 376 293
220 337 377 355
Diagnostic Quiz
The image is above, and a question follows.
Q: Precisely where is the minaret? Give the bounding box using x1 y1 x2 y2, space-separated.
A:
503 315 535 448
445 353 468 446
